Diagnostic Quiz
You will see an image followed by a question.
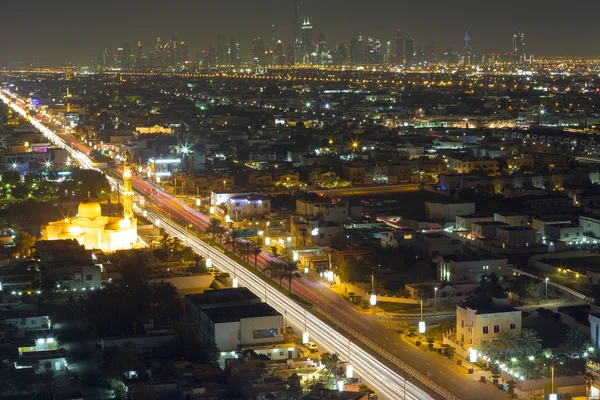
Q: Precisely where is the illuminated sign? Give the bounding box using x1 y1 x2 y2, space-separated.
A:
150 158 180 164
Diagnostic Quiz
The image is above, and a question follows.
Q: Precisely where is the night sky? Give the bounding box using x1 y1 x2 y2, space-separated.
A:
2 0 599 65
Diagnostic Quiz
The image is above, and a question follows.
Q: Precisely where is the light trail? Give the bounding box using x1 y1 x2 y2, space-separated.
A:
0 88 461 400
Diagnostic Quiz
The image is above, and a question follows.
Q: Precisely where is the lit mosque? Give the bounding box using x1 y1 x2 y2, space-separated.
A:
43 156 139 252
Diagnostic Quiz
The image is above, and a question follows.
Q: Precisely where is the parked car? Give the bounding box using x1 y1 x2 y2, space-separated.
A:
305 342 318 353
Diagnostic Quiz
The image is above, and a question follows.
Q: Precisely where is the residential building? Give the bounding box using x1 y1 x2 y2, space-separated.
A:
447 156 499 175
436 255 508 282
544 223 584 243
495 226 538 249
422 233 463 258
455 296 522 349
471 221 509 238
493 212 529 227
425 201 476 222
380 230 417 248
226 194 271 219
455 215 493 231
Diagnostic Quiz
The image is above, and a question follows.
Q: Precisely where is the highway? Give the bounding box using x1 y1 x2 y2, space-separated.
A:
0 89 506 400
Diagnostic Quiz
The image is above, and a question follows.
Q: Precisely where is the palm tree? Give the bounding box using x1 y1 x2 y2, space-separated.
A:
251 244 262 270
225 231 240 256
236 241 250 262
518 329 543 357
189 253 207 273
495 330 518 360
321 352 346 389
208 218 221 235
565 326 588 348
476 340 494 358
280 261 301 293
180 246 195 263
265 260 284 285
171 236 182 253
159 229 170 250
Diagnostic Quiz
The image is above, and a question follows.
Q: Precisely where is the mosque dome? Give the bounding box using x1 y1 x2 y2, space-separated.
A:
78 199 102 219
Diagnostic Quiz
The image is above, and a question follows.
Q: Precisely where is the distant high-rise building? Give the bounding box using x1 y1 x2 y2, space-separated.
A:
464 31 472 65
179 42 189 64
405 38 415 66
385 40 392 62
155 38 163 65
395 29 404 64
512 31 526 62
301 17 313 63
136 41 142 66
217 33 227 65
293 0 301 44
252 37 265 65
230 36 240 66
207 45 217 66
271 25 277 51
275 40 284 65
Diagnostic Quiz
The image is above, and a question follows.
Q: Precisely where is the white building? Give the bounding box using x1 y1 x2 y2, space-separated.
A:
186 289 284 353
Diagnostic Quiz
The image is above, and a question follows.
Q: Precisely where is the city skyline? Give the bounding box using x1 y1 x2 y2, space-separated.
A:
2 0 600 65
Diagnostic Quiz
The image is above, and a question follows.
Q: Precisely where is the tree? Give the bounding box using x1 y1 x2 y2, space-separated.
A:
280 261 301 293
495 330 518 360
187 253 207 274
510 276 536 305
338 257 370 283
171 236 182 253
438 320 452 335
15 230 36 258
321 352 346 389
250 244 262 270
237 241 251 262
208 218 225 245
564 326 588 348
149 281 181 321
101 341 145 380
225 231 240 256
159 229 170 250
518 329 543 357
180 246 195 263
477 340 495 359
34 371 68 400
265 260 284 286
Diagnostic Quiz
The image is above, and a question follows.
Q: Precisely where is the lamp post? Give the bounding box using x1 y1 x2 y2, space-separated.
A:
434 286 438 310
418 297 426 334
370 273 377 315
549 364 557 400
545 277 549 301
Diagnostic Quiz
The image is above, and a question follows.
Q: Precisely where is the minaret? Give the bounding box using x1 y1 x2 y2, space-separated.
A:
122 152 134 219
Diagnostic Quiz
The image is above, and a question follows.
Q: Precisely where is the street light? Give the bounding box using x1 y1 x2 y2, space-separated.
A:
549 364 557 400
545 277 549 301
434 286 438 310
371 273 377 314
185 224 192 247
418 297 426 333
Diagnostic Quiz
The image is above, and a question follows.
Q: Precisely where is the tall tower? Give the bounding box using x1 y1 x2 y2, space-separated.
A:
395 29 404 65
301 17 313 63
122 153 134 219
293 0 301 44
464 31 472 65
512 31 526 62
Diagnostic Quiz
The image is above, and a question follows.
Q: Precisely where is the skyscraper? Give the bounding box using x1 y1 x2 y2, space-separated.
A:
136 41 142 66
395 29 404 65
293 0 301 44
464 31 472 65
405 38 415 66
217 33 227 65
230 36 240 66
252 37 265 65
301 17 313 63
512 31 526 62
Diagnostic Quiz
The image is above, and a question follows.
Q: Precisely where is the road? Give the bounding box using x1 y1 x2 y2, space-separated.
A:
0 89 507 400
316 184 420 197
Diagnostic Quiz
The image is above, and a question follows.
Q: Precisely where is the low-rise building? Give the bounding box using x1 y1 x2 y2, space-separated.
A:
455 296 522 350
544 223 584 243
437 255 508 282
455 214 493 231
495 226 538 249
186 289 284 353
493 212 529 227
471 221 509 238
425 201 476 222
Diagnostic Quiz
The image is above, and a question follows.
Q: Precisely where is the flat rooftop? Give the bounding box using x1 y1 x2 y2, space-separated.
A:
186 288 260 309
460 296 519 314
202 302 280 323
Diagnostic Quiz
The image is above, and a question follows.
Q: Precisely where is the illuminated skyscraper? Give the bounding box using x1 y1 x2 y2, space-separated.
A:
395 29 404 65
464 31 472 65
301 17 313 63
252 37 265 65
512 31 526 62
136 41 142 66
405 38 415 66
293 0 301 44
